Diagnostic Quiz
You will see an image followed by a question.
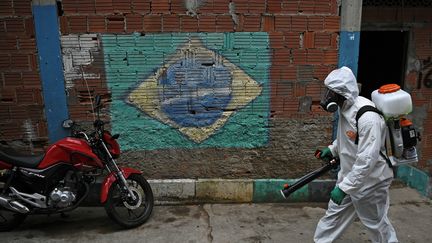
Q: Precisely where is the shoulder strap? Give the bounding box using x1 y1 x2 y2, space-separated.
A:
380 151 393 169
355 105 383 145
355 105 393 169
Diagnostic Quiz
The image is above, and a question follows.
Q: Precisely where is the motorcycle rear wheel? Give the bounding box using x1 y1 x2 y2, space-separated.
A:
104 174 153 228
0 208 27 232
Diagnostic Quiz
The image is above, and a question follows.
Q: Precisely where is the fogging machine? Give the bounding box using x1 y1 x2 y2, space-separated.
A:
280 150 340 199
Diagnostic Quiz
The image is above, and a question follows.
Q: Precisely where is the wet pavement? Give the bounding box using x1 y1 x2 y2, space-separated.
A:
1 186 431 243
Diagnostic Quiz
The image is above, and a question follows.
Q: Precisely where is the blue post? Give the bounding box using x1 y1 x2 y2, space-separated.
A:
338 0 363 75
338 31 361 76
333 0 363 140
32 0 69 142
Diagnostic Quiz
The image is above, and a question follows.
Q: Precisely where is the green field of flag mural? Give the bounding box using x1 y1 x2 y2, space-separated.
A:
102 32 270 150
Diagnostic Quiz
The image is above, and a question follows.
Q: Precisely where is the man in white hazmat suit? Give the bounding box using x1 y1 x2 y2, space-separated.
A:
314 66 398 243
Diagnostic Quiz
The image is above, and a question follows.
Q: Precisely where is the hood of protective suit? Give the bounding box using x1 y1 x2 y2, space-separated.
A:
324 66 359 107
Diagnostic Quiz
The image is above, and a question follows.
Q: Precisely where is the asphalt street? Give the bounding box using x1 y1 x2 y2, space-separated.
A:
1 186 431 243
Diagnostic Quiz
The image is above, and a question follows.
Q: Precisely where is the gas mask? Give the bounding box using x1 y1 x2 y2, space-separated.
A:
320 88 346 113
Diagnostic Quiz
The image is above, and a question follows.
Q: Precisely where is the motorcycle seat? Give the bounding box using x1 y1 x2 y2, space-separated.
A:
0 149 45 169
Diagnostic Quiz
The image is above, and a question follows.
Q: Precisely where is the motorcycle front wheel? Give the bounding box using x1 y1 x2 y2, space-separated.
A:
104 174 153 228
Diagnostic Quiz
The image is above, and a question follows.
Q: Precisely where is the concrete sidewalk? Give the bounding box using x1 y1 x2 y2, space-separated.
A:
1 186 431 243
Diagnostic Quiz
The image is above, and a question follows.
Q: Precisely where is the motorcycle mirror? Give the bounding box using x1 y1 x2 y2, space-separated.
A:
62 119 74 128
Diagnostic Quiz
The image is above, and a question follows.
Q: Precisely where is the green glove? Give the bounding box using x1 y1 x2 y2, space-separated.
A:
330 186 346 205
318 147 333 162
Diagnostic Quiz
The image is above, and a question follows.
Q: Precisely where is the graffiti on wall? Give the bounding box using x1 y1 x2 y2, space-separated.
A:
420 58 432 88
101 32 270 150
61 34 101 89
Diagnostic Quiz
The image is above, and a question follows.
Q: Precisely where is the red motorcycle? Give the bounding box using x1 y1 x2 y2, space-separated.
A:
0 96 153 231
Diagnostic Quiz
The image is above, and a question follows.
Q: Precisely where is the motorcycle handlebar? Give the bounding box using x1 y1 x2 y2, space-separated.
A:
77 132 90 141
66 118 111 142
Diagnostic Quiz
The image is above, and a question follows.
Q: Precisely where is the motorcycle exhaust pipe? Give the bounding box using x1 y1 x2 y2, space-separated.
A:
280 158 339 199
0 196 30 214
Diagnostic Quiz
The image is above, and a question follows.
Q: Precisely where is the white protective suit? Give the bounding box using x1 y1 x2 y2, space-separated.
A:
314 67 398 243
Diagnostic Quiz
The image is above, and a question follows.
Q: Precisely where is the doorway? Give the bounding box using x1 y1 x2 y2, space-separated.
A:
357 31 409 99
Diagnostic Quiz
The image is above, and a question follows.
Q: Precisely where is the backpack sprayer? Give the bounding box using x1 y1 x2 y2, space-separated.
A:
371 84 420 166
280 84 420 199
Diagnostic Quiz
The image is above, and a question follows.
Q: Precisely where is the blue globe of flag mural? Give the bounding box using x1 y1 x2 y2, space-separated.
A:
158 59 233 127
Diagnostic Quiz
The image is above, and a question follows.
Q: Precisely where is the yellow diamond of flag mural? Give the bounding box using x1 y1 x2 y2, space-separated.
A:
102 33 270 150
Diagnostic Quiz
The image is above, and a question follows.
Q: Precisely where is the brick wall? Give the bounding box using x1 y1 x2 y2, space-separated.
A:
55 0 340 179
0 1 339 179
1 1 429 181
363 6 432 175
0 0 47 153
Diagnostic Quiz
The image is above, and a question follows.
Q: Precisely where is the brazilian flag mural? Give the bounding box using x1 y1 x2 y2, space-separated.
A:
102 32 270 150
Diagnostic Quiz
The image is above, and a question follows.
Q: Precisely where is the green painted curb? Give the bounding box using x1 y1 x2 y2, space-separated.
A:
397 165 431 197
81 167 432 206
253 179 337 203
253 179 309 203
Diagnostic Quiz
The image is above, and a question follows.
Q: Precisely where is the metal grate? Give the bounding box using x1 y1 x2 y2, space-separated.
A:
363 0 432 7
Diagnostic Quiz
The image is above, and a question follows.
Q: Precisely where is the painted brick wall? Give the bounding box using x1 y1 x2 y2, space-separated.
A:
0 1 339 179
362 6 432 176
0 0 47 153
54 0 340 179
